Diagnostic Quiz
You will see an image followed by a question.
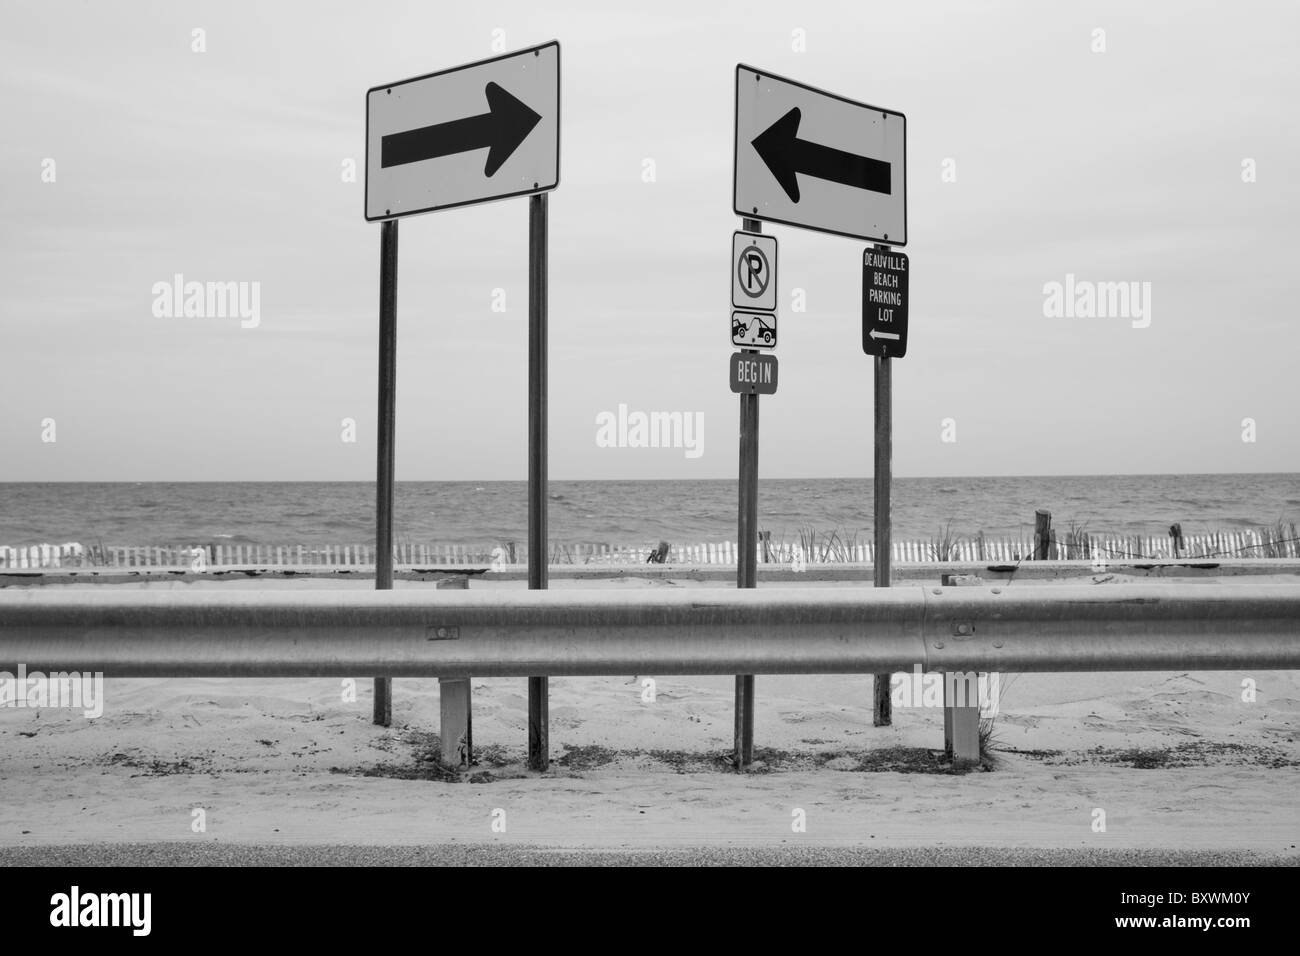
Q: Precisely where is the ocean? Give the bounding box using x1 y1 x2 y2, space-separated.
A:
1 475 1297 549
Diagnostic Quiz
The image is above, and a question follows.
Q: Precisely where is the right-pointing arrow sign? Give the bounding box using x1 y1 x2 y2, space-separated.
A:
752 107 890 203
734 65 906 244
365 41 560 222
381 82 541 176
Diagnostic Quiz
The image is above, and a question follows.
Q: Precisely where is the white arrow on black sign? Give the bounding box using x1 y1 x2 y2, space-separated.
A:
862 247 909 358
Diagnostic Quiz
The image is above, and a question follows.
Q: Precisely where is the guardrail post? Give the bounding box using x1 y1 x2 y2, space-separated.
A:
436 576 472 769
439 678 471 768
943 675 981 766
941 573 982 765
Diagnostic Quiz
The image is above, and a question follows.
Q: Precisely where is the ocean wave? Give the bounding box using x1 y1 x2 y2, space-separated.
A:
4 476 1297 549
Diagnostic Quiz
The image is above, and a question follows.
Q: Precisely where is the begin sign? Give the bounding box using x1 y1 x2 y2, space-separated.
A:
730 351 778 395
862 247 908 358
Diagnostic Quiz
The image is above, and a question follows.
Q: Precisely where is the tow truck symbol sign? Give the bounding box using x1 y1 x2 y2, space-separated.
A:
732 310 777 350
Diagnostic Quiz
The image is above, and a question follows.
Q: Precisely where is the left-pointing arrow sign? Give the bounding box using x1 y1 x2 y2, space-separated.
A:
752 107 890 203
382 82 541 175
733 65 905 244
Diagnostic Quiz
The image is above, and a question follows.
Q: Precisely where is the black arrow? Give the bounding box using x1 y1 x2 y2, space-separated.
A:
751 107 890 203
381 82 541 176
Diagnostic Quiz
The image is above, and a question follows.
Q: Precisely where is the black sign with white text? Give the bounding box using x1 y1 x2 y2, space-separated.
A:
729 351 778 395
862 247 908 358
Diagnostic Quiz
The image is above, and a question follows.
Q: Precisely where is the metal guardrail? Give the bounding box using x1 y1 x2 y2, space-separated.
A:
1 585 1297 677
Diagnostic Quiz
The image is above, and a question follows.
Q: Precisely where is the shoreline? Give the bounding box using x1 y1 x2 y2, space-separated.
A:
5 556 1300 586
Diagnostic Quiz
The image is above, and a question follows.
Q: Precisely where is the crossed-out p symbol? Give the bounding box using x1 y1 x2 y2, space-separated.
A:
731 231 777 313
739 245 770 298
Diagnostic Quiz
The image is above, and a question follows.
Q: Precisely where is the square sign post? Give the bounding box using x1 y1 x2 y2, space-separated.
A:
729 218 773 770
364 43 560 773
870 250 895 726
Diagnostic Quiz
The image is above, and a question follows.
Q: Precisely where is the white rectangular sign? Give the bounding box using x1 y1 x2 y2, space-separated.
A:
733 65 906 245
731 231 778 312
366 42 559 221
732 310 777 350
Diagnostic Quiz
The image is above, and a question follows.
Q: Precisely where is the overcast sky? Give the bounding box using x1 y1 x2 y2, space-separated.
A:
1 0 1295 481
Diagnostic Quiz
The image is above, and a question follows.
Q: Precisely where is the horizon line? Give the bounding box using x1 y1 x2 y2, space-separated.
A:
2 470 1297 484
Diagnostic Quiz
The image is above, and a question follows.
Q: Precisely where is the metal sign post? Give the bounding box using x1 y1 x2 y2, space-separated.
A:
871 245 893 727
373 219 398 726
733 216 764 769
527 193 549 771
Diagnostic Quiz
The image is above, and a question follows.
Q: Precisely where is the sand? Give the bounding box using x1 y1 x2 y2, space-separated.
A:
1 572 1297 855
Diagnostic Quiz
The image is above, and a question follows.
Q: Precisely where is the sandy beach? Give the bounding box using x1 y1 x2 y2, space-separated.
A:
2 572 1296 860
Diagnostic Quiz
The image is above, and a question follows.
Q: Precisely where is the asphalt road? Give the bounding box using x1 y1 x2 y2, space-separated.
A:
0 844 1294 866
